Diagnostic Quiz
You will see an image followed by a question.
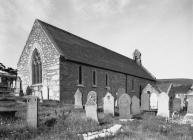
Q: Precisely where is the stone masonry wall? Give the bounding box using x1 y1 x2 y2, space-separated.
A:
17 20 60 100
60 60 155 105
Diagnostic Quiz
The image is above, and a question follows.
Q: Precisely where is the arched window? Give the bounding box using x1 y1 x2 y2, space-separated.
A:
32 49 42 84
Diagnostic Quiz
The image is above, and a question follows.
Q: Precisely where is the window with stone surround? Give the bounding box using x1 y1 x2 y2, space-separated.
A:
131 79 134 90
105 73 109 87
32 49 42 84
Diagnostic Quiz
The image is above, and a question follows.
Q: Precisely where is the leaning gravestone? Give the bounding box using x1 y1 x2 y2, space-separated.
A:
172 98 181 112
74 88 83 109
141 91 150 111
27 96 38 128
118 93 131 119
85 91 98 122
103 92 114 116
157 92 169 118
131 95 140 115
150 92 158 110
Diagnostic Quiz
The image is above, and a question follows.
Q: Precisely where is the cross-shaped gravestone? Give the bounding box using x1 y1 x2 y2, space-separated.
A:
172 98 181 112
103 92 114 116
85 91 98 122
150 92 158 110
131 95 140 115
141 91 150 111
26 96 38 128
118 93 131 119
74 88 83 109
157 92 169 118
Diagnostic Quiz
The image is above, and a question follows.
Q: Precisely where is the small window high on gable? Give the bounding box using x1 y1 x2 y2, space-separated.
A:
92 70 97 86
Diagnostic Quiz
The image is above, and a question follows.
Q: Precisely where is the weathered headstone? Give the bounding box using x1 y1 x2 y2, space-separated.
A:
118 93 131 119
157 92 169 118
42 86 49 100
141 91 150 111
131 95 140 115
74 88 83 109
85 91 98 122
26 96 38 128
103 92 114 116
116 88 126 107
15 77 21 94
150 92 158 110
172 98 181 112
187 95 193 114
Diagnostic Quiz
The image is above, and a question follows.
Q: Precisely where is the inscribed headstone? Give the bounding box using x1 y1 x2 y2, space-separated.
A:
141 91 150 111
131 96 140 115
85 91 98 122
87 91 97 104
15 77 21 93
187 96 193 114
74 88 83 109
150 93 158 110
118 93 131 119
103 92 114 116
157 92 169 118
172 98 181 112
27 96 38 128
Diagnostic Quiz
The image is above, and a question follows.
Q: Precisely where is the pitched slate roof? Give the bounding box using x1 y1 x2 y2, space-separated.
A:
37 19 156 81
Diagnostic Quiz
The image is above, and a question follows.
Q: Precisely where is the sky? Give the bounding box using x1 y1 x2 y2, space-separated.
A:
0 0 192 79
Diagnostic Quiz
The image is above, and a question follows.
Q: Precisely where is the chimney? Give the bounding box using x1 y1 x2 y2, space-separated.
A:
133 49 141 65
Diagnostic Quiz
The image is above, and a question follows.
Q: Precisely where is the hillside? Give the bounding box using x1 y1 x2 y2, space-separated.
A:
157 78 193 86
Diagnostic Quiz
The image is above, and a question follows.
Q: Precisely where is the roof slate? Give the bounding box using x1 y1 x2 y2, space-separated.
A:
37 19 155 81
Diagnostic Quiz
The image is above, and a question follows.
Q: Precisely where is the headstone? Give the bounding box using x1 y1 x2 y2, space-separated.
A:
87 91 97 104
131 96 140 115
74 88 83 109
172 98 181 112
116 88 126 107
150 92 158 110
187 95 193 114
103 92 114 116
118 93 131 119
42 86 49 100
26 96 38 128
141 91 150 111
157 92 169 118
85 91 98 122
15 77 21 93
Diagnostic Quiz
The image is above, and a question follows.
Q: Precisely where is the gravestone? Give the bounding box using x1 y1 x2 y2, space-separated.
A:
116 88 126 107
118 93 131 119
187 95 193 114
172 98 181 112
131 96 140 115
42 86 49 100
74 88 83 109
27 96 38 128
150 92 158 110
15 77 21 93
157 92 169 118
141 91 150 111
103 92 114 116
85 91 98 122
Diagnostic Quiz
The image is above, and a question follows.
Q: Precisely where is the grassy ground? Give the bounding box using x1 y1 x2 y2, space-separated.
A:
0 101 193 140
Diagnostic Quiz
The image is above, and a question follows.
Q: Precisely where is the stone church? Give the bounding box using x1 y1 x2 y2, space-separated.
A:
17 19 156 105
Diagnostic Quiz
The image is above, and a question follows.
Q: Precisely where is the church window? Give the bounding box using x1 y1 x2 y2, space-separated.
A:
92 70 97 86
32 49 42 84
131 79 134 90
105 73 109 86
78 66 82 84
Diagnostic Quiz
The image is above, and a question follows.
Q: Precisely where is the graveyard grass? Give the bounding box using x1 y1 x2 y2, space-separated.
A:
0 101 193 140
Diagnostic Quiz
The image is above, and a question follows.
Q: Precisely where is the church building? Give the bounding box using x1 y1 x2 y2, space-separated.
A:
17 19 156 105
